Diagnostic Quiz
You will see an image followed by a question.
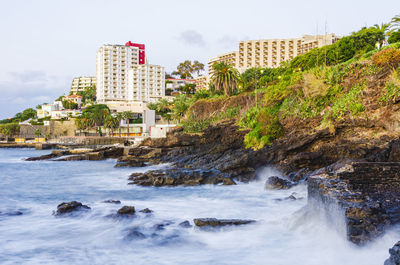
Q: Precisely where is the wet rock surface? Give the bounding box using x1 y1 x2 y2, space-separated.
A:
128 169 236 186
385 241 400 265
102 200 121 204
54 201 90 216
265 176 294 190
178 220 192 228
308 161 400 245
117 206 136 216
193 218 256 227
139 208 153 214
0 210 23 216
26 146 124 162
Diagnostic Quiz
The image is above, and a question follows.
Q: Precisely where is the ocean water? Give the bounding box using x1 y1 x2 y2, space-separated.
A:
0 148 398 265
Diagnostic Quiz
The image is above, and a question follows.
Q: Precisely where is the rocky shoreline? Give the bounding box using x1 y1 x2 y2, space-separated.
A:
24 120 400 254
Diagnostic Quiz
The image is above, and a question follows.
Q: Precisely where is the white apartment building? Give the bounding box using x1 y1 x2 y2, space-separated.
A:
166 78 196 93
126 64 165 102
209 34 339 74
208 51 238 76
96 44 141 102
70 77 96 94
194 75 210 90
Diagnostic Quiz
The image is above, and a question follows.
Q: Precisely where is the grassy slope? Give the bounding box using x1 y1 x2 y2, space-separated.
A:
182 43 400 149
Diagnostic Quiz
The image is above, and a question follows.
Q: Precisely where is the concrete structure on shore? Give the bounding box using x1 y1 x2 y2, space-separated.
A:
208 34 339 74
70 77 96 94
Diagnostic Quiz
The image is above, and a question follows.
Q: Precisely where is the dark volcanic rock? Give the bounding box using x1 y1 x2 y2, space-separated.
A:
265 176 294 190
103 200 121 204
139 208 152 214
117 206 135 216
308 161 400 245
385 241 400 265
0 210 23 216
125 227 146 240
115 157 146 168
128 169 236 187
193 218 256 227
55 201 90 216
179 220 192 228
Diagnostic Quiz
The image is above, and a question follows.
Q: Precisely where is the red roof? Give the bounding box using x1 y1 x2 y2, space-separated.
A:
167 78 196 81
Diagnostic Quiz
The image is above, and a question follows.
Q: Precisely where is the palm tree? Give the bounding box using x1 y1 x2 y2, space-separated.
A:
75 117 86 136
104 114 118 137
122 111 133 137
172 95 189 123
156 98 171 115
211 62 240 96
389 14 400 33
115 112 123 137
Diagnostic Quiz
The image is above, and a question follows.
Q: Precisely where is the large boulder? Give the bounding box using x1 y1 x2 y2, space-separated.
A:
308 161 400 245
265 176 294 190
193 218 255 227
117 206 136 216
128 169 236 186
385 241 400 265
54 201 90 216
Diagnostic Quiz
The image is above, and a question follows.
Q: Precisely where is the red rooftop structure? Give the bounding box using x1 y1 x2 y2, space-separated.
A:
125 41 145 65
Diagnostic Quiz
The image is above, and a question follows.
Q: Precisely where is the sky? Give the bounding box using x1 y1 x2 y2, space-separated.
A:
0 0 398 119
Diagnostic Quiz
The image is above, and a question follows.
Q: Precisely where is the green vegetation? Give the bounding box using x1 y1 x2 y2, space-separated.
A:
0 123 20 137
210 62 240 96
75 104 110 136
172 60 205 78
62 100 78 110
0 108 36 124
150 15 400 150
76 85 96 103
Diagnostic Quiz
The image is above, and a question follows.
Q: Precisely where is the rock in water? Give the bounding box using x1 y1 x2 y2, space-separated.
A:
125 227 146 240
193 218 255 227
102 200 121 204
139 208 152 213
117 206 135 216
384 241 400 265
55 201 90 216
265 176 293 190
178 220 192 228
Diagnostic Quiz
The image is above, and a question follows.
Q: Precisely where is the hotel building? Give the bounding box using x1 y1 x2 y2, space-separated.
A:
70 77 96 94
127 64 165 102
95 41 146 103
208 34 339 74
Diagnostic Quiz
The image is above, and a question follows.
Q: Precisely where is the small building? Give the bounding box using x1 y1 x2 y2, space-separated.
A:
166 78 196 94
64 95 83 107
105 100 149 114
51 109 81 119
37 101 63 119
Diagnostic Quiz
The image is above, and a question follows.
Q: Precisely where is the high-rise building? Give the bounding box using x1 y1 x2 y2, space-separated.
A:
96 42 145 102
126 64 165 102
208 51 238 77
70 77 96 94
208 34 339 75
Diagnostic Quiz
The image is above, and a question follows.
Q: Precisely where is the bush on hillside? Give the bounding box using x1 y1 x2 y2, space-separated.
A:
372 48 400 69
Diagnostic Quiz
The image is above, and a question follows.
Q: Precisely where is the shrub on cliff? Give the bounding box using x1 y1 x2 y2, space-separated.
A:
372 48 400 69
